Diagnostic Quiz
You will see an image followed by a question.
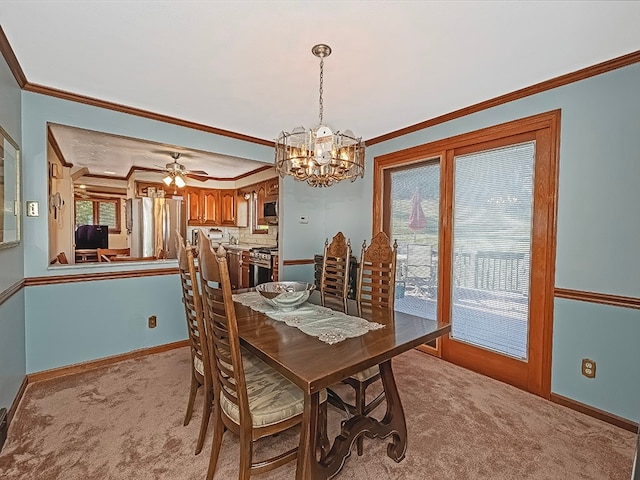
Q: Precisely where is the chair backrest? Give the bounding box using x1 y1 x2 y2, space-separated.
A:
175 232 210 382
97 248 131 262
50 251 69 265
356 231 398 315
320 232 351 312
405 244 434 283
197 236 250 426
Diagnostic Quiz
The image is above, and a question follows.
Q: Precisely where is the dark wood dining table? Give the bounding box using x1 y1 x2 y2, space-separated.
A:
232 291 451 480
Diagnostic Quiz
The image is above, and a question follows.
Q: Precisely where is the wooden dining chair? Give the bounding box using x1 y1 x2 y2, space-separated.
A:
97 247 130 262
175 232 212 455
197 237 329 480
320 231 351 312
334 231 398 456
49 251 69 265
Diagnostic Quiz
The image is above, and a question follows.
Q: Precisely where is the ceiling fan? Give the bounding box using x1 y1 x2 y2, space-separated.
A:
161 152 209 189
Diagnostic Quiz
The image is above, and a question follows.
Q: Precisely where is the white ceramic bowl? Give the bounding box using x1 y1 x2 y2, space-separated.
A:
256 281 315 311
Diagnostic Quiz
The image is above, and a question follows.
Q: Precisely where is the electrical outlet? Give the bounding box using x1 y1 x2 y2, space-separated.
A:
148 316 157 328
26 201 39 217
581 358 596 378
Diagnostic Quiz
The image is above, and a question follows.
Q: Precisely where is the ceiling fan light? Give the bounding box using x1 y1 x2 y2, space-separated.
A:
174 175 186 188
162 175 173 186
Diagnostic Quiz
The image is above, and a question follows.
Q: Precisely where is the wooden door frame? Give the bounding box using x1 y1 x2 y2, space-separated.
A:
373 110 560 399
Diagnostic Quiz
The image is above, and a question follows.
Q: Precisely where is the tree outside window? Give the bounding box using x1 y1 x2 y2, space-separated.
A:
75 198 121 233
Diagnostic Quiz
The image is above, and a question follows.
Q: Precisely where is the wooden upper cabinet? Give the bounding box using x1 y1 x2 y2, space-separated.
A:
187 188 203 225
187 188 244 226
186 176 277 227
187 187 219 226
219 189 237 226
236 192 249 228
135 181 166 198
256 182 268 226
201 189 220 225
266 177 279 199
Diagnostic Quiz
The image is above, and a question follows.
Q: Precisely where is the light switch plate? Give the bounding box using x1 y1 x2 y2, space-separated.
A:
299 215 309 224
26 201 39 217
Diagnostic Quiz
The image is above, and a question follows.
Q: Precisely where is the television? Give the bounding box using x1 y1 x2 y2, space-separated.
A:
75 225 109 250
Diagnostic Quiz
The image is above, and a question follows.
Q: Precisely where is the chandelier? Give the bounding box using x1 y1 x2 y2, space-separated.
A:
275 44 365 188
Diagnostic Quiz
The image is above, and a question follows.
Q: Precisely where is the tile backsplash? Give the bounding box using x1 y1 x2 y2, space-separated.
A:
186 225 277 247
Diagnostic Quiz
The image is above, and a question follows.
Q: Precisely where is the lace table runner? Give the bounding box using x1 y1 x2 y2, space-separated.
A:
232 292 384 345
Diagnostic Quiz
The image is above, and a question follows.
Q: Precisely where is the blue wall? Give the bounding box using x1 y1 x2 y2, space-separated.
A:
19 92 273 374
0 290 25 411
0 42 25 411
281 62 640 420
553 299 640 422
25 276 184 373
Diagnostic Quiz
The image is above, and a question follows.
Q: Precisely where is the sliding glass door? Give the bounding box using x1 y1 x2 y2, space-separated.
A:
451 142 534 360
375 111 559 396
388 160 441 322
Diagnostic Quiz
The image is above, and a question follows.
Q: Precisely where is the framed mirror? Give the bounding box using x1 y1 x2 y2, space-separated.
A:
0 125 20 249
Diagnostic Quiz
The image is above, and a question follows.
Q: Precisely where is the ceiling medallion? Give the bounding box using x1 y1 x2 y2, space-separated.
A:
275 44 365 188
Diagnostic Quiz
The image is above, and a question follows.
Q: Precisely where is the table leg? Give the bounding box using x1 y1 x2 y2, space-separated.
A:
296 390 326 480
378 359 407 462
319 359 407 478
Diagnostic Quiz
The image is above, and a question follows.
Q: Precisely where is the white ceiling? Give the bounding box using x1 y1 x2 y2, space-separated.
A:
1 1 640 178
47 123 269 180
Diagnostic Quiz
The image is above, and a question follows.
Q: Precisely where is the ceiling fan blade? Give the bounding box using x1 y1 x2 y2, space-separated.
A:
187 173 210 182
187 170 208 175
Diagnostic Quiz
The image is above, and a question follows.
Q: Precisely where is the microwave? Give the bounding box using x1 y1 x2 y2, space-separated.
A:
263 200 278 225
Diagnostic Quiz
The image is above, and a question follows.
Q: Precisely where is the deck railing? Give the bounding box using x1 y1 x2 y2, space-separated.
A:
397 244 529 297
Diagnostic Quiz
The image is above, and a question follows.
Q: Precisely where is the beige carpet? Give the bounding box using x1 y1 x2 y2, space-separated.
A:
0 347 635 479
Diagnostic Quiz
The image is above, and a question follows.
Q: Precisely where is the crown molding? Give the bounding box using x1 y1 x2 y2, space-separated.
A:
0 25 27 87
366 49 640 145
2 25 639 151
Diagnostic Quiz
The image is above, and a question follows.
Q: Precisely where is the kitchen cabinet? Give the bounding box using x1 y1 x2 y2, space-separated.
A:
201 189 220 225
236 193 249 228
135 181 167 198
187 188 203 225
187 187 220 225
255 182 268 226
219 189 237 226
265 177 279 199
188 188 246 227
227 249 241 290
241 250 250 288
272 254 279 282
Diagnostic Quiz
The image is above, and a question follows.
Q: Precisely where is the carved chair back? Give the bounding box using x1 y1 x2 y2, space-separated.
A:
320 231 351 312
356 231 398 316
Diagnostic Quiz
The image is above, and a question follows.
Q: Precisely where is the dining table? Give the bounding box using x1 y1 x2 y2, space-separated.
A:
232 290 451 480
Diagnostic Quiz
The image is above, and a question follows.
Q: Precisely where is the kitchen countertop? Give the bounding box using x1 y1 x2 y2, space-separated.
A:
222 243 278 252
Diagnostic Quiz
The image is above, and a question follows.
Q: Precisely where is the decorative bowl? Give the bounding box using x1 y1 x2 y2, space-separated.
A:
255 281 315 311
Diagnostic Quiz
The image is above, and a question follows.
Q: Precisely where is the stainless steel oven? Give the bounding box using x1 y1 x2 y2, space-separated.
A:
249 247 275 287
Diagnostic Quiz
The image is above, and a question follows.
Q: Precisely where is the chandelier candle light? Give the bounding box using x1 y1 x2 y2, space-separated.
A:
275 44 365 188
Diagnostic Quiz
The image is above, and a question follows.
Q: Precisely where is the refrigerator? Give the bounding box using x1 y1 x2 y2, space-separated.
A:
127 197 186 259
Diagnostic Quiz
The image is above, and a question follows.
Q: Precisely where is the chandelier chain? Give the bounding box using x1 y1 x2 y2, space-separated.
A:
318 56 324 125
